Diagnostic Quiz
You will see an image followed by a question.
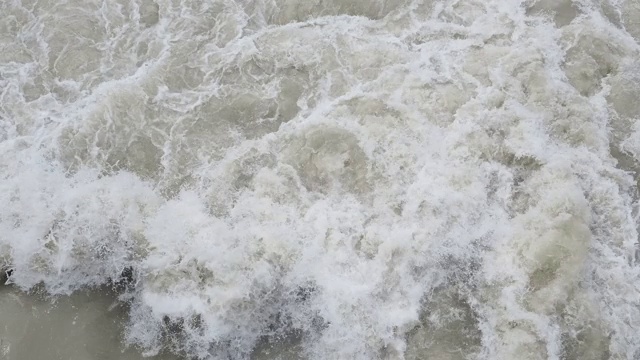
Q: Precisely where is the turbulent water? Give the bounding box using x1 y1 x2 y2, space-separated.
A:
1 0 640 359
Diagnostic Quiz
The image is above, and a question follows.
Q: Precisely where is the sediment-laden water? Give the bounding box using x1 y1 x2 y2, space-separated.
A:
1 0 640 359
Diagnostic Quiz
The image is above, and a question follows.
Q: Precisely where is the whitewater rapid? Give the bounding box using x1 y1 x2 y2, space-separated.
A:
1 0 640 359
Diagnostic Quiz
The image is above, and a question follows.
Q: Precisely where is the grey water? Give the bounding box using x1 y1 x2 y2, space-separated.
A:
1 0 640 359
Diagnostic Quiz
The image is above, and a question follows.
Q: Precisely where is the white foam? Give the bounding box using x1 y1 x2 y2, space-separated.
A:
1 0 640 359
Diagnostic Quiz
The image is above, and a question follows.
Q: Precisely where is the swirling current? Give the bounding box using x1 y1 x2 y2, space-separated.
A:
1 0 640 359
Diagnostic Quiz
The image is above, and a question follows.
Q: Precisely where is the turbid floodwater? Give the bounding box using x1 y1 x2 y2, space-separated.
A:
1 0 640 359
0 285 179 360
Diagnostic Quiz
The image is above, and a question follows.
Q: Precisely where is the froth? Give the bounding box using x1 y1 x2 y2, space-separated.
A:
1 0 640 359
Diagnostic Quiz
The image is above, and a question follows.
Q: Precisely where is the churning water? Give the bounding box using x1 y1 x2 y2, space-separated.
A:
1 0 640 359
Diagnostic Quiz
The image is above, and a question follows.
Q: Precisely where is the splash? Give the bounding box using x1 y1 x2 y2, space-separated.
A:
1 0 639 359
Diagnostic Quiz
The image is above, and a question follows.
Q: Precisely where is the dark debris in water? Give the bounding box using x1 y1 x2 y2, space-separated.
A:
1 267 13 284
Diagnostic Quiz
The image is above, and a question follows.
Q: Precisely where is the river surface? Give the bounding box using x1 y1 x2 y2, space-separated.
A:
1 0 640 359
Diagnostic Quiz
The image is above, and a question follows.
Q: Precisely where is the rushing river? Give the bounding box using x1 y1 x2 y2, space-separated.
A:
1 0 640 359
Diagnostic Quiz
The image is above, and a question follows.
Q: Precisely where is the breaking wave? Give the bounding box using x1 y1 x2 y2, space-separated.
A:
1 0 640 359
